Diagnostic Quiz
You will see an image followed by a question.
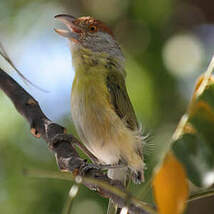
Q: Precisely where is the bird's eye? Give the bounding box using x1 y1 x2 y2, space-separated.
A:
89 25 97 32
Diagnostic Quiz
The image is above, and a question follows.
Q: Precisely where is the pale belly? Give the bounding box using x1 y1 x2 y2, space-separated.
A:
71 86 122 164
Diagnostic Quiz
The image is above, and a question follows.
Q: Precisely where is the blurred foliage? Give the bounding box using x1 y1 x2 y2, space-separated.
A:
152 59 214 214
0 0 214 214
173 64 214 188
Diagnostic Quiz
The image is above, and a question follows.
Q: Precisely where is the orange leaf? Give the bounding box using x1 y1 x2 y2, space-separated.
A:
152 152 189 214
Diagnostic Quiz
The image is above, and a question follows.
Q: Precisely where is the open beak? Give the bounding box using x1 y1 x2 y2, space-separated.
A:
54 14 82 41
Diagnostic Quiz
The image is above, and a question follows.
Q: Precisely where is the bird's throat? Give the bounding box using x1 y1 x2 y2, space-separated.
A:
70 44 125 77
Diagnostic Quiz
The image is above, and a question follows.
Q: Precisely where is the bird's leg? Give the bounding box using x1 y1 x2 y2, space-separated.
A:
71 138 127 170
71 141 123 173
49 133 101 173
72 139 99 163
50 133 127 176
97 163 126 170
50 133 99 163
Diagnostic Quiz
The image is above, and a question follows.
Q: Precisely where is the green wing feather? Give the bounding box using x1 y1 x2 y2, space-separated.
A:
106 70 138 131
106 69 143 214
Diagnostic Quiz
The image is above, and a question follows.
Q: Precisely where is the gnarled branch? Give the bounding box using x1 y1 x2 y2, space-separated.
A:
0 69 155 214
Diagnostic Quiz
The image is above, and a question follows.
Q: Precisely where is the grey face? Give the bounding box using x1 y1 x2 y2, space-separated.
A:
79 31 125 64
54 14 125 64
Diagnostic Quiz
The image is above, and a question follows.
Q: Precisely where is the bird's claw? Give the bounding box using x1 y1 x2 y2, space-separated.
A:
132 171 144 184
80 162 100 174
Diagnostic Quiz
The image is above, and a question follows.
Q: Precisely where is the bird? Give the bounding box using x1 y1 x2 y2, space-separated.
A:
54 14 145 185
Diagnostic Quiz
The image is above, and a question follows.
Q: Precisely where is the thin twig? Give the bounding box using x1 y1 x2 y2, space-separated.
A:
24 168 156 214
61 184 79 214
0 42 48 92
189 189 214 202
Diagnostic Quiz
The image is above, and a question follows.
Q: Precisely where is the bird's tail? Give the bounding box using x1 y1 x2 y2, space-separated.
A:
107 167 129 214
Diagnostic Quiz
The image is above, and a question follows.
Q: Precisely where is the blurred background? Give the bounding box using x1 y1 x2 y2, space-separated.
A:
0 0 213 213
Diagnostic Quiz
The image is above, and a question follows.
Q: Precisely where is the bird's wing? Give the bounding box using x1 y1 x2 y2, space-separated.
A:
106 70 138 131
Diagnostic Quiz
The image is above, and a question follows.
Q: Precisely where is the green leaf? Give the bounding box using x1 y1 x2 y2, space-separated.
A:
173 134 214 187
172 56 214 187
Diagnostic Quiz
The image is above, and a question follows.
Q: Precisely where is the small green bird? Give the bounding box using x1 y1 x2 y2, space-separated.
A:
54 14 145 184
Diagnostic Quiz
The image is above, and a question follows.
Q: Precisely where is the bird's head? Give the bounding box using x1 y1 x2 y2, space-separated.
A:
54 14 124 62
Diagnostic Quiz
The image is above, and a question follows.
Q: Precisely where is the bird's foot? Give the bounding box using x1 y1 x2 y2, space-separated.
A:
132 170 144 184
80 163 125 174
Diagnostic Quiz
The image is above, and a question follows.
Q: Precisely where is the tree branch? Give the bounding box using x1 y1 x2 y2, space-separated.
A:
0 69 155 214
